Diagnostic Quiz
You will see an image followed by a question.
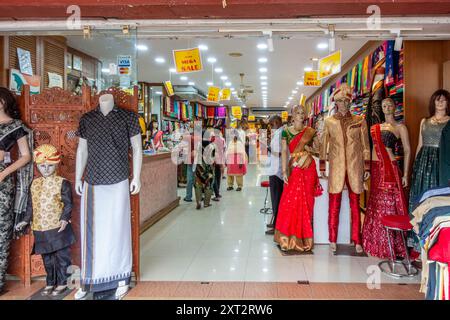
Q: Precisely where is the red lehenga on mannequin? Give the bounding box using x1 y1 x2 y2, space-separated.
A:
274 127 321 252
362 124 408 258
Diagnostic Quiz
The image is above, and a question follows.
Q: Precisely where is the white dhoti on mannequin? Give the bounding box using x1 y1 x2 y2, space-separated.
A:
80 179 132 292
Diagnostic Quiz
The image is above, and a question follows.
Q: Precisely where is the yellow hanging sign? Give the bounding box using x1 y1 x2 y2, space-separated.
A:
299 94 307 106
318 50 342 80
220 88 231 101
207 86 220 102
231 106 242 120
281 111 289 122
248 115 256 122
304 71 322 87
173 47 203 73
164 81 174 96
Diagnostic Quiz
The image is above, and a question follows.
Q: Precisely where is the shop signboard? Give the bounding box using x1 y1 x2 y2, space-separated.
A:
173 47 203 73
318 50 341 80
117 55 132 76
207 86 220 102
248 115 256 122
231 106 242 120
220 88 231 101
304 71 322 87
281 111 289 122
164 81 174 96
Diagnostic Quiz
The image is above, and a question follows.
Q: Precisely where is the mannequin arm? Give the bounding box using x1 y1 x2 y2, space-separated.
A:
130 134 143 195
0 137 31 183
399 124 411 187
281 138 288 184
415 118 425 157
75 138 88 196
319 121 329 175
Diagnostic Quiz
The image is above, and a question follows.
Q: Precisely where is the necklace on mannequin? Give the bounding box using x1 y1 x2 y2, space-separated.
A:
431 115 450 124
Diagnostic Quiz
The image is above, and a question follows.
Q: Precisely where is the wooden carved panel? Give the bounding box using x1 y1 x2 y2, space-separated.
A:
31 87 82 106
91 87 136 112
30 252 46 276
30 109 84 124
33 126 59 148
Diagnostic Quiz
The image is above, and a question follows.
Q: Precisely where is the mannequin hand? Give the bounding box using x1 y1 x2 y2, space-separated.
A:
58 220 68 233
15 221 28 232
364 171 370 180
283 173 289 185
0 171 6 183
75 180 83 196
130 178 141 195
402 176 408 188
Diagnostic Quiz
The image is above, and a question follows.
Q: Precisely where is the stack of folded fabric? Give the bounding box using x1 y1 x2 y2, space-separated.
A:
411 186 450 300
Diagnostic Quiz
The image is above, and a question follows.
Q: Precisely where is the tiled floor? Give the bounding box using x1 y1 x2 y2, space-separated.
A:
140 164 421 286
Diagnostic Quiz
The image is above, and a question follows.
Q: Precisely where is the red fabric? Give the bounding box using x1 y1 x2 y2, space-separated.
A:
428 228 450 263
275 128 319 241
226 152 247 175
328 175 362 244
261 181 270 188
362 124 409 258
380 215 412 230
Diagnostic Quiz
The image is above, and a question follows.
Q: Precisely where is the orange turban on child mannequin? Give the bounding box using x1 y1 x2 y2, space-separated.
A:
33 144 61 164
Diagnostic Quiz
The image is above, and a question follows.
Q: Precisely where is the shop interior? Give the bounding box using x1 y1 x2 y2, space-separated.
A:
1 19 450 299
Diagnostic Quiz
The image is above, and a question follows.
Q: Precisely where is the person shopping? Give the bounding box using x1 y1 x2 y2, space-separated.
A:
226 130 247 191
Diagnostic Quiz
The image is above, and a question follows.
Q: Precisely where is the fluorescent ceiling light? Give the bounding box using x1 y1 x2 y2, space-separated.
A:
317 42 328 49
207 57 217 63
288 97 293 100
260 76 268 80
101 68 110 73
297 81 304 86
304 67 312 72
207 81 213 86
261 82 267 86
180 76 188 81
169 68 176 73
257 43 268 50
220 75 228 80
292 90 298 94
198 44 208 51
188 82 195 85
155 57 165 63
311 57 319 61
155 91 162 95
136 44 148 51
258 57 268 63
259 67 268 73
225 82 232 86
261 87 267 90
214 67 223 73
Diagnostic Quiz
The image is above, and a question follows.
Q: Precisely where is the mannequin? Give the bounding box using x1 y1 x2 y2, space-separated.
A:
74 93 142 300
15 144 75 296
274 105 321 252
320 84 370 254
362 98 411 258
409 89 450 212
144 120 165 151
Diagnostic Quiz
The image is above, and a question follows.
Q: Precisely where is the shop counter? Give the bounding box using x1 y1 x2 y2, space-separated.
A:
140 152 180 233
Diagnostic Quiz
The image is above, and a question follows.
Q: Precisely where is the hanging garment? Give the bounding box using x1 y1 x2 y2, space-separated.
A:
439 121 450 187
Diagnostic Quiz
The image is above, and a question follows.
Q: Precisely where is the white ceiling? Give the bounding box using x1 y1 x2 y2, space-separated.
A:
66 34 367 110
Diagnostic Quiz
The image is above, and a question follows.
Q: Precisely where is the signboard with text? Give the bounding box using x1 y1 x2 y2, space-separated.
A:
173 47 203 73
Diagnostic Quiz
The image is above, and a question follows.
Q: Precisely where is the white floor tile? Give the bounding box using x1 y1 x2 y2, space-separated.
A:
182 257 247 281
140 255 193 281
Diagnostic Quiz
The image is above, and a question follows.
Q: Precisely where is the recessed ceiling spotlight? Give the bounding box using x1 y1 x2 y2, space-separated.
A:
198 44 208 51
311 57 319 61
136 44 148 51
259 67 268 73
225 82 232 86
258 57 268 63
180 76 188 81
304 67 312 72
288 97 293 100
230 87 235 91
188 82 195 85
169 68 176 73
207 57 217 63
214 68 223 73
101 68 110 73
261 86 267 90
261 81 268 86
317 42 328 49
260 76 268 80
207 81 213 86
220 75 228 80
297 81 304 86
155 57 165 64
257 43 268 50
292 90 298 94
155 91 162 95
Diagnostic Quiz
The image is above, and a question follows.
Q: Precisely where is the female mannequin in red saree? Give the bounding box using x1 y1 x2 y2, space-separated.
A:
274 105 321 252
362 98 411 258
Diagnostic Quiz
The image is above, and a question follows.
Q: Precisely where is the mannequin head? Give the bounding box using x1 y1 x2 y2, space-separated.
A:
0 87 20 119
429 89 450 117
332 84 352 115
269 115 282 130
99 93 114 106
382 98 396 116
291 105 306 126
33 144 61 178
148 120 158 132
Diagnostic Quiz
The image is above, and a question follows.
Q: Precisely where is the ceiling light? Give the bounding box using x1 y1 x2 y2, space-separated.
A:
155 91 162 95
243 104 247 108
214 67 223 73
225 82 232 86
297 81 304 86
260 76 268 80
180 76 188 81
136 44 148 51
220 75 228 80
169 68 176 73
311 57 319 61
259 67 268 73
261 87 267 90
207 81 213 86
198 44 208 51
292 90 298 94
317 42 328 49
230 87 235 91
304 67 312 72
258 57 268 63
155 57 165 64
207 57 217 63
288 97 293 100
188 82 195 85
101 68 110 73
257 43 268 50
261 81 267 86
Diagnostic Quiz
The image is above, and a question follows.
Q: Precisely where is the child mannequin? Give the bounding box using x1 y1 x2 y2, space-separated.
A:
15 144 75 296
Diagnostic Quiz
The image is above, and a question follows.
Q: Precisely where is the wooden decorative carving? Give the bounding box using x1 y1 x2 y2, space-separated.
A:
30 87 82 106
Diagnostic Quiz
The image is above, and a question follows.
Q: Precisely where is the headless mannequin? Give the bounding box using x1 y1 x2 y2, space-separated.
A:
74 93 142 300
